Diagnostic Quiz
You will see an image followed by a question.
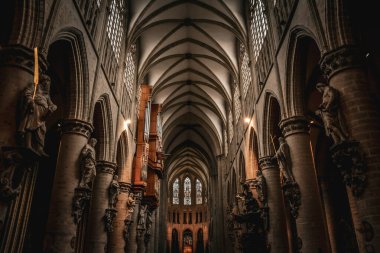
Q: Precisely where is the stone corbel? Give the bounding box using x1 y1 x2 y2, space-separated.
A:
330 140 367 197
72 187 92 224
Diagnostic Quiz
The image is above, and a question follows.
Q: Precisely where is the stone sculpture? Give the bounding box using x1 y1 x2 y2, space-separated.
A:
79 138 97 189
17 74 57 156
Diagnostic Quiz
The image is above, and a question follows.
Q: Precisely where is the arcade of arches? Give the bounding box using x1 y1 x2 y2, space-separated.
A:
0 1 380 253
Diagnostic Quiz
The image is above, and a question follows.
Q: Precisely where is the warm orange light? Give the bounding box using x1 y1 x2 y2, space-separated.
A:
124 119 131 130
244 117 250 123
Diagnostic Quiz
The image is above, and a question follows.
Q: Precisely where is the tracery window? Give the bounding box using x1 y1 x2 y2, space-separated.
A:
123 45 136 99
173 178 179 204
240 43 252 98
234 87 241 123
196 179 202 205
249 0 269 61
106 0 124 61
228 110 233 143
184 177 191 205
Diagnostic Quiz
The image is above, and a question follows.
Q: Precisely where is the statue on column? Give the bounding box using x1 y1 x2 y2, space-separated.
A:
137 204 148 240
17 74 57 156
144 209 153 244
274 137 301 218
274 137 295 183
108 175 120 208
251 169 267 205
251 169 269 231
79 138 97 189
316 82 367 196
315 82 348 144
137 204 147 230
124 192 136 241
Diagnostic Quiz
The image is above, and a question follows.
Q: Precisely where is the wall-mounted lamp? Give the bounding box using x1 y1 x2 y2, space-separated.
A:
244 117 250 124
124 119 131 130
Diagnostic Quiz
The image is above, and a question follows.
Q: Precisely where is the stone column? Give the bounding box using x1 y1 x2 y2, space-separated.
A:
321 46 380 252
258 156 288 253
319 178 338 253
279 116 329 252
44 119 93 253
85 160 117 252
108 182 131 253
126 190 143 253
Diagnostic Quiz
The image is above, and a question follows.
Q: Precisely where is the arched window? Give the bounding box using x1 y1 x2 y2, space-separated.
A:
184 177 191 205
240 43 252 98
173 178 179 204
106 0 125 61
249 0 269 61
234 86 241 123
196 179 202 204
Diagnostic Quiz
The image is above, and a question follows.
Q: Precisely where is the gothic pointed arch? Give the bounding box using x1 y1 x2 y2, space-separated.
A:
92 94 114 161
285 28 322 117
48 27 90 120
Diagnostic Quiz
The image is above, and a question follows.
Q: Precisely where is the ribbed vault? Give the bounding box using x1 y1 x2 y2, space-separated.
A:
128 0 247 180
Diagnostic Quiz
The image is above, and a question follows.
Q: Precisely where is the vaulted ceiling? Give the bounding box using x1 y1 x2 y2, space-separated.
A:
128 0 248 178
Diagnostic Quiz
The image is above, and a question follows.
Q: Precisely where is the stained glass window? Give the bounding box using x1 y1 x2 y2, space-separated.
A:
173 178 179 204
196 179 202 204
184 177 191 205
106 0 124 61
249 0 269 61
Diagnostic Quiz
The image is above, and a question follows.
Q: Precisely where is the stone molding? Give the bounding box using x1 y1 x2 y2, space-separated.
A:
280 116 309 137
119 182 132 193
0 45 48 74
320 46 364 79
258 156 278 171
96 160 117 174
61 119 93 138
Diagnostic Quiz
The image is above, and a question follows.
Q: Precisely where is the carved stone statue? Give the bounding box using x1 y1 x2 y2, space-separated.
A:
123 192 136 242
108 175 120 208
126 192 136 221
251 169 267 205
315 82 348 144
79 138 97 189
137 204 148 230
274 137 294 183
274 137 301 218
236 182 260 215
17 75 57 156
145 210 153 239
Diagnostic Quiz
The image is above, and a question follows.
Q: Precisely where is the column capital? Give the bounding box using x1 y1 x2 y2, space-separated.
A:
258 156 278 171
0 45 48 74
119 182 132 193
96 160 117 174
320 45 364 79
61 119 93 138
280 116 309 137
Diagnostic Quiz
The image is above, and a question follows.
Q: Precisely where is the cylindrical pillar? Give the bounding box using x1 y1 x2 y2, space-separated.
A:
109 182 131 253
85 160 117 252
319 178 338 253
321 46 380 251
280 116 329 252
258 156 288 253
44 119 93 253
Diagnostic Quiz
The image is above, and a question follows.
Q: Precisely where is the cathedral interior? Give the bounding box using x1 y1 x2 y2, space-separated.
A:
0 0 380 253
